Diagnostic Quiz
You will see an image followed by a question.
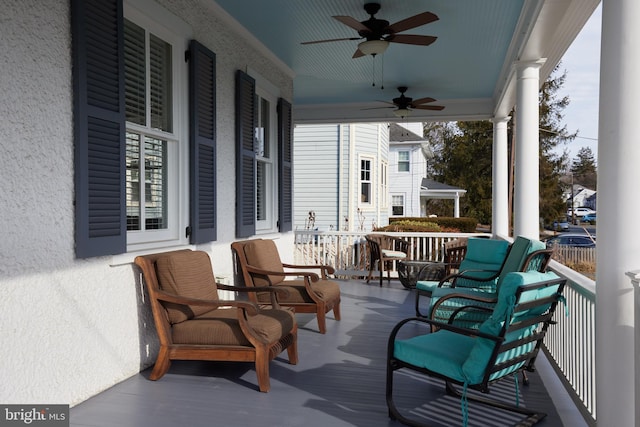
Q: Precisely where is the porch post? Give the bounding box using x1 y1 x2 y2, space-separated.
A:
513 60 544 239
492 116 510 238
453 192 460 218
596 1 640 424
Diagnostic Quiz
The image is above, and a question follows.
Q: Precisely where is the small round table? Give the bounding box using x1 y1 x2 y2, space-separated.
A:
397 260 446 289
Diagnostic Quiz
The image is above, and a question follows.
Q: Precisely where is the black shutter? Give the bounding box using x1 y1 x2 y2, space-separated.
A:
278 98 293 232
235 71 256 238
72 0 126 258
189 40 217 244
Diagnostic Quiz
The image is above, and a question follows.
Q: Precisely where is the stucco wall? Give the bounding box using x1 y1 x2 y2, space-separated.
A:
0 0 294 406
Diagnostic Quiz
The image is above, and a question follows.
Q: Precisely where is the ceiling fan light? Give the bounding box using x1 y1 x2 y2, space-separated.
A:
358 39 390 56
394 108 411 118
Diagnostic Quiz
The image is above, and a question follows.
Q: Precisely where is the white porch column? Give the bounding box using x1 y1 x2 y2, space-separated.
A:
596 1 640 425
513 60 544 239
454 193 460 218
492 116 510 238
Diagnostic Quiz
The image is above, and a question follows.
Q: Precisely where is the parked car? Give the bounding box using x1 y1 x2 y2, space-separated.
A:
545 233 596 248
551 219 570 231
566 207 596 218
581 213 597 223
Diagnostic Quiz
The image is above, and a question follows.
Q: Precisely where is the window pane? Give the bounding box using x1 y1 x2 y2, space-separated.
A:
144 136 167 229
398 151 410 172
255 97 270 158
361 183 370 203
126 133 141 230
124 20 146 126
150 34 172 132
257 161 266 221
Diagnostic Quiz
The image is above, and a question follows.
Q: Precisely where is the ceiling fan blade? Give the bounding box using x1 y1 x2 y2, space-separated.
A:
362 106 395 110
352 48 366 58
388 34 437 46
411 97 437 106
387 12 439 33
413 104 445 111
301 37 361 45
333 15 370 32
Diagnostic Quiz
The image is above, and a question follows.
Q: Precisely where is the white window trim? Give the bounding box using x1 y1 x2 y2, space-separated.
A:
124 1 191 252
359 155 374 207
248 68 280 234
398 150 410 172
391 194 405 217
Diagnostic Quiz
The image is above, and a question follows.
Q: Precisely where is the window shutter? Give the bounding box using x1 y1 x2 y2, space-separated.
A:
235 70 256 238
278 98 293 232
188 40 217 244
72 0 126 258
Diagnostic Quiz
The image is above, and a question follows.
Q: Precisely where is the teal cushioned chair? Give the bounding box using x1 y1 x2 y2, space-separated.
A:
415 236 553 326
387 271 566 427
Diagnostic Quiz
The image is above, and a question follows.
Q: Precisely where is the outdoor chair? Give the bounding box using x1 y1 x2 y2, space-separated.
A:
442 237 468 276
134 249 298 393
231 238 341 334
365 234 411 286
387 271 566 427
415 236 552 323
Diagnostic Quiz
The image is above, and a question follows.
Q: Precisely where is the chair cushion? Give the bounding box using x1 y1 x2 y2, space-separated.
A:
242 239 285 286
394 330 475 383
496 236 546 287
172 306 295 346
256 279 340 304
415 280 439 295
155 251 218 324
461 271 559 384
381 249 407 259
455 238 509 290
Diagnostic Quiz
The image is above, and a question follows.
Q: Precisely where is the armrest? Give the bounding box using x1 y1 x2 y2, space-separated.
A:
154 289 259 315
281 262 335 278
430 291 498 323
438 268 499 288
244 264 320 282
216 283 291 308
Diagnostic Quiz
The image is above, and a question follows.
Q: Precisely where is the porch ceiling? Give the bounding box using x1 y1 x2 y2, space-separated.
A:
212 0 599 124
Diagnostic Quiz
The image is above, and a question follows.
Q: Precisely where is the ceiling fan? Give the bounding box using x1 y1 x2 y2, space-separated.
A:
366 87 445 117
301 3 438 58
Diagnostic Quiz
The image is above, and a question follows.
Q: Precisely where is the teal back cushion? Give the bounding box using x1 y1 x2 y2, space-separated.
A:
461 270 560 384
456 238 509 290
497 236 546 286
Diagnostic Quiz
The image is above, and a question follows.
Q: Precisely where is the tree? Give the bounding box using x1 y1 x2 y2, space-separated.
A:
571 147 597 190
424 64 575 228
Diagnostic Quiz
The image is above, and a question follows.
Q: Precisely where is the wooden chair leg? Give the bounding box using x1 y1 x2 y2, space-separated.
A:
255 348 271 392
316 308 327 334
149 346 171 381
333 302 341 321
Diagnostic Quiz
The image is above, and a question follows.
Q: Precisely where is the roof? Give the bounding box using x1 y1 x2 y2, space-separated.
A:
421 178 466 193
389 123 426 142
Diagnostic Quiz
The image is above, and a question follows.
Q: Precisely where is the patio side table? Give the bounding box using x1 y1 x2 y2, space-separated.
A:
397 260 446 289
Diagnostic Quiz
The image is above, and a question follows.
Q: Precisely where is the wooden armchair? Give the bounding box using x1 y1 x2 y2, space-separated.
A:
387 271 566 426
231 239 341 334
134 249 298 392
365 234 411 287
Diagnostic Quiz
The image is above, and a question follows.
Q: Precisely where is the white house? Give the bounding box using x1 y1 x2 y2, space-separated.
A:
293 123 390 232
388 123 466 218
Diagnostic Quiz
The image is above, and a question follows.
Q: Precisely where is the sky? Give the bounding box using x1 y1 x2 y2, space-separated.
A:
556 5 602 163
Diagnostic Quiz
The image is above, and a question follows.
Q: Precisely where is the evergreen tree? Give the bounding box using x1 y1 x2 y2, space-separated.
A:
424 64 575 228
571 147 597 189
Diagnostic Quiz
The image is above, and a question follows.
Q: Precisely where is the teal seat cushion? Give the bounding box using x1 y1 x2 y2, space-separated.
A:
455 238 509 290
415 280 439 294
461 271 560 384
394 330 475 383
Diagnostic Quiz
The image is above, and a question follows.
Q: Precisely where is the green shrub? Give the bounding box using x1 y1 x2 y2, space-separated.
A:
387 217 478 233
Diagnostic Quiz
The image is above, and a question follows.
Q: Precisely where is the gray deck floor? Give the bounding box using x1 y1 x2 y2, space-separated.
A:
71 279 584 427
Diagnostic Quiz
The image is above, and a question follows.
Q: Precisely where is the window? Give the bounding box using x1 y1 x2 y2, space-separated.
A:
123 14 185 248
235 70 292 238
398 151 410 172
72 0 215 258
360 158 372 204
392 195 405 216
255 92 276 231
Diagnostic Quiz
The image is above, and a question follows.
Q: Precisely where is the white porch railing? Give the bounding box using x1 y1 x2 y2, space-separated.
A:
294 230 490 277
293 230 597 424
544 261 597 423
